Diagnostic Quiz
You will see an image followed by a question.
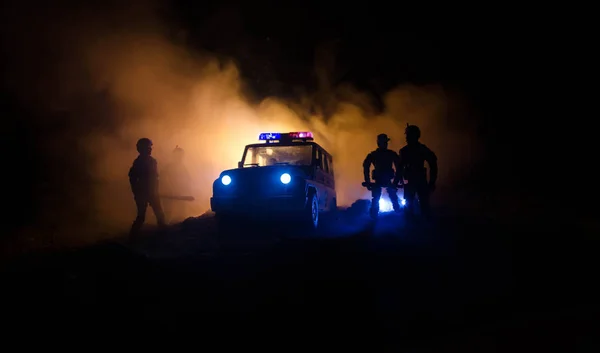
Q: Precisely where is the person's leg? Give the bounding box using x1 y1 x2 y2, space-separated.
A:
163 198 173 224
149 195 166 228
403 185 416 219
370 186 382 218
130 197 148 236
387 187 401 212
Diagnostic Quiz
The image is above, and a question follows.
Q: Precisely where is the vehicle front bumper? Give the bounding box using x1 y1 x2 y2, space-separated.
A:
211 195 306 215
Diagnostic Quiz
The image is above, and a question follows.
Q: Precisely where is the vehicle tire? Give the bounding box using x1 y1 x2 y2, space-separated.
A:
305 192 319 232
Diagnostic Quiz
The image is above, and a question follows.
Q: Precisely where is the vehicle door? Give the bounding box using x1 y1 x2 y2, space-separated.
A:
321 152 336 210
314 147 333 210
325 154 336 209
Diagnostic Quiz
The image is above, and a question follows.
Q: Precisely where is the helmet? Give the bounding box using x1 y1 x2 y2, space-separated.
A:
173 145 184 154
377 133 390 143
136 138 153 153
405 124 421 139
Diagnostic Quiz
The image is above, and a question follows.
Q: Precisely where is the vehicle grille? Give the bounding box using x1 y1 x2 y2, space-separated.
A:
215 175 299 198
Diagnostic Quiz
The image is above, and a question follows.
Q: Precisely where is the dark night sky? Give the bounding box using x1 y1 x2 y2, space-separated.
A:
0 0 593 232
174 1 482 93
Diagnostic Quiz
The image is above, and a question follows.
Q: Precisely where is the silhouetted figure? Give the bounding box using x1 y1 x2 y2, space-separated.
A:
162 145 192 224
363 133 402 218
129 138 166 237
399 124 438 220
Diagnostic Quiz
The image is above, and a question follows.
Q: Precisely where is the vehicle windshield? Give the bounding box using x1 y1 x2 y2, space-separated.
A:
243 145 313 167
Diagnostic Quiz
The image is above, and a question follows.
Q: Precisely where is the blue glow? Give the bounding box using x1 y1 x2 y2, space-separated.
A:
378 197 406 212
258 132 281 140
221 175 231 185
379 198 394 213
280 173 291 184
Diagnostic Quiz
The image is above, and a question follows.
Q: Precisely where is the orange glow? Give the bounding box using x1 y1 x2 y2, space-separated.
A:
2 1 483 239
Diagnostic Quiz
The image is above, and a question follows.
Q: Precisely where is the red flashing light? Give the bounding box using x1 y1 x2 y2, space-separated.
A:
289 131 313 139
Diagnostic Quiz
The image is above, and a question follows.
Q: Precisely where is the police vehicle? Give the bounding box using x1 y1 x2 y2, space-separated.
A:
210 131 336 230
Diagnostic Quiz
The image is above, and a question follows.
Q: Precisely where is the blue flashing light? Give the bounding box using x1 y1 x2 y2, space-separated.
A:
258 132 314 141
280 173 291 184
221 175 231 185
259 132 281 141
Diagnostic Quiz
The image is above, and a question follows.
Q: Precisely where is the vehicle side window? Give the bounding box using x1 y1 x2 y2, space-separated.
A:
327 155 334 177
319 149 328 173
322 151 330 174
315 149 322 169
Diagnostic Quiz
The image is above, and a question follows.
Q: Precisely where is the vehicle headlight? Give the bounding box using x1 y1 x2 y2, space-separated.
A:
280 173 291 184
221 175 231 186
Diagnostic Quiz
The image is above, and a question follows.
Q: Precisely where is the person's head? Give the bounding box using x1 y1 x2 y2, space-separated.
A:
136 138 153 155
173 145 184 163
377 133 390 149
405 124 421 145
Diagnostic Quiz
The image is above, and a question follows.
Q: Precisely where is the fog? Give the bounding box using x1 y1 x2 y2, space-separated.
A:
1 1 481 245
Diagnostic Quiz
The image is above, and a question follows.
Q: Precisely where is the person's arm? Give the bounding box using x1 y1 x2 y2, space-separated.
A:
425 147 438 189
128 162 138 195
392 151 402 186
397 149 406 186
362 153 373 183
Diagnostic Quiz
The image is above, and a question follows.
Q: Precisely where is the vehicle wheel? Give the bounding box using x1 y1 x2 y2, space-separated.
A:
305 192 319 232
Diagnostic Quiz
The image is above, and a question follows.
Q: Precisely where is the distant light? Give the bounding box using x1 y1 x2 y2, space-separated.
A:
280 173 291 184
259 132 281 141
401 199 406 206
221 175 231 185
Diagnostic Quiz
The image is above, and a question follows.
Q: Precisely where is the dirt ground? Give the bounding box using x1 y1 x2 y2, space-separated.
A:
1 200 598 351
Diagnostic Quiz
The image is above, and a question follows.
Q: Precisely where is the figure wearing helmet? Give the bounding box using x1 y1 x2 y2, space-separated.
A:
398 124 438 220
363 133 402 218
161 146 192 223
128 138 166 236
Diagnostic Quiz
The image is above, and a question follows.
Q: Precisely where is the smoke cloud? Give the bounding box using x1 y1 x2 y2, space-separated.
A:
1 1 481 246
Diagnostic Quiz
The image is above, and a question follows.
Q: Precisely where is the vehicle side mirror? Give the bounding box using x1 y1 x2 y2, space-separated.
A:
238 161 243 168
